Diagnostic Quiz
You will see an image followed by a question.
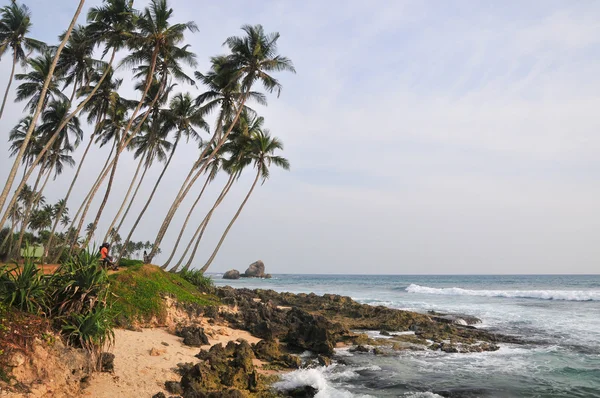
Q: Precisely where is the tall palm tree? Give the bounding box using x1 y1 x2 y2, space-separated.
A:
117 91 207 260
200 130 289 272
103 108 173 243
164 141 226 270
0 1 45 119
0 0 85 226
148 24 295 262
14 51 67 112
56 24 104 103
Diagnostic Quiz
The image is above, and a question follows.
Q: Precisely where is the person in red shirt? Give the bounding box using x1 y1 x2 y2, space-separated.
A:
100 243 117 270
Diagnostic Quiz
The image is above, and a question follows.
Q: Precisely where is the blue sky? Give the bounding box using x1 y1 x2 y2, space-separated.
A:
1 0 599 274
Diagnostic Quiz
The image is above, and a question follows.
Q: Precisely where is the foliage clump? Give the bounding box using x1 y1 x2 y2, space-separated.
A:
179 268 215 293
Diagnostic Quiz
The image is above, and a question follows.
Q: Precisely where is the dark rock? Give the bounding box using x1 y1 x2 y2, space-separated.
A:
317 354 331 367
100 352 115 372
380 330 391 336
286 385 319 397
152 393 167 398
165 381 184 395
243 260 265 278
350 345 370 353
372 347 385 355
177 326 209 347
223 270 240 280
264 274 272 279
285 308 337 355
252 339 281 361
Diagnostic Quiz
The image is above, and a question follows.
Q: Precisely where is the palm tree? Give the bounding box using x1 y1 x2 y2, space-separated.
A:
0 0 85 226
0 1 46 119
103 106 174 243
117 91 207 260
148 24 295 262
164 141 226 270
200 130 289 272
0 202 22 256
14 51 67 112
45 69 124 261
56 24 104 103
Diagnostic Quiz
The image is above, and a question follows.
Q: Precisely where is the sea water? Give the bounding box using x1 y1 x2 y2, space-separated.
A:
212 274 600 397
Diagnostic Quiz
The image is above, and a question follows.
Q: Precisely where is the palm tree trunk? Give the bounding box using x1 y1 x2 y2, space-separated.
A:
148 94 249 261
14 167 51 258
83 137 122 248
44 132 96 262
0 212 17 254
0 44 115 231
0 50 18 120
117 136 181 261
65 67 166 253
0 0 85 218
102 152 146 243
112 163 149 241
69 78 79 104
161 172 212 269
175 174 235 273
200 168 261 273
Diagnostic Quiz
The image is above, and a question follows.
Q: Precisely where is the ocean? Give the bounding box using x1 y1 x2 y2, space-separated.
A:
211 274 600 398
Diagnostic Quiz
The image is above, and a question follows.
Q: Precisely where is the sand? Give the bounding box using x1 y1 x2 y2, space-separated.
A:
84 325 261 398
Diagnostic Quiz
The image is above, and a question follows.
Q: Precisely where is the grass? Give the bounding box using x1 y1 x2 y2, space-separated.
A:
109 264 219 327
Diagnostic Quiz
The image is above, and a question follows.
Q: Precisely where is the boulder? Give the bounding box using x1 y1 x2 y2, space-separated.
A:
176 326 209 347
243 260 265 278
223 270 241 280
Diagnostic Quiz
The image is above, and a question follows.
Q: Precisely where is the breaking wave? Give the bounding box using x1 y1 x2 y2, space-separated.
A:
406 284 600 301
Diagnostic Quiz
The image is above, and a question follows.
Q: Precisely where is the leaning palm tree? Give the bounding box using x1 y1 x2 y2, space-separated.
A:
164 141 227 270
0 0 84 226
0 1 46 119
147 24 295 263
200 130 289 272
103 108 174 243
14 51 67 112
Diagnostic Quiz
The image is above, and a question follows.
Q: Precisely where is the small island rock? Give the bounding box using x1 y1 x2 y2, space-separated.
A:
223 269 241 280
243 260 265 278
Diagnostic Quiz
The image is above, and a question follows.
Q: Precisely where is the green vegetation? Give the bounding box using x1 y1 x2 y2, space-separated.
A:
179 268 214 293
109 264 219 327
117 258 143 268
0 250 113 368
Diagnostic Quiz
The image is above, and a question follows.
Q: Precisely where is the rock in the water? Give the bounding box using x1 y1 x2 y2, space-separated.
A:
350 345 370 353
243 260 265 278
286 385 319 397
176 326 209 347
317 354 331 367
223 269 240 280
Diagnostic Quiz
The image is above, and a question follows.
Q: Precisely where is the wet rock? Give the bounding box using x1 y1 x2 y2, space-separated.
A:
165 381 184 395
100 352 115 372
285 385 318 397
223 270 240 280
372 347 385 355
242 261 265 278
152 393 166 398
177 326 209 347
285 308 337 355
380 330 391 336
317 354 331 367
264 274 272 279
350 345 370 353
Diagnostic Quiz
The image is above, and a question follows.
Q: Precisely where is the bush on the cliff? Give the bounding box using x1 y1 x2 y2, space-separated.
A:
0 257 47 314
109 264 219 327
179 269 214 293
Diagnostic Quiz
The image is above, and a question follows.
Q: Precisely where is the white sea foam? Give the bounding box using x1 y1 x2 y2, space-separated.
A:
273 365 376 398
406 284 600 301
403 393 444 398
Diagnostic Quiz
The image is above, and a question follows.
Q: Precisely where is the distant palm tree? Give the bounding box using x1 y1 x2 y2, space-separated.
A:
14 51 67 112
0 1 46 119
200 130 289 272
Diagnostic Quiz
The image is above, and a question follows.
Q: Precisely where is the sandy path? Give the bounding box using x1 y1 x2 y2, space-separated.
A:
84 326 260 398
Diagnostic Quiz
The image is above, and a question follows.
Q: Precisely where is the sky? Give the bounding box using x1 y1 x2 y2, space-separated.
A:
1 0 600 275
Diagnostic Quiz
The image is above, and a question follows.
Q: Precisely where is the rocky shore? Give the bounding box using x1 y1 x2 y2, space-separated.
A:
160 286 521 397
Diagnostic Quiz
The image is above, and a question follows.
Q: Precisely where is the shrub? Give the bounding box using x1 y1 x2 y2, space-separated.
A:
0 257 47 314
179 269 214 293
119 258 143 267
